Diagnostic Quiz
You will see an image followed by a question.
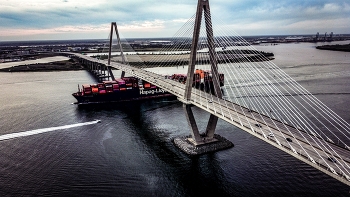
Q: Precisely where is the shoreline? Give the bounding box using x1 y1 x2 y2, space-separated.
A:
0 59 85 72
316 43 350 52
1 49 275 72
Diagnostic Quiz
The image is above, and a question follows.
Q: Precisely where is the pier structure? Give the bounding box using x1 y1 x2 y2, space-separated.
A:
174 0 233 154
77 57 114 82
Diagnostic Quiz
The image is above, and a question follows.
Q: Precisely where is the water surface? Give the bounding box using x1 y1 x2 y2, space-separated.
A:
0 41 350 196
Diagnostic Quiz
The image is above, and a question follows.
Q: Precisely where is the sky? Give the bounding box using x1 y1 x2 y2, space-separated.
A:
0 0 349 41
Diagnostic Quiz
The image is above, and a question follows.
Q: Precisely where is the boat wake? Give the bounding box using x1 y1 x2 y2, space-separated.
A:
0 120 101 141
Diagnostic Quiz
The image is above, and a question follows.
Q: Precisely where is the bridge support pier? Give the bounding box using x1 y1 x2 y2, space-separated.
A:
183 104 218 145
173 0 233 155
78 58 113 82
183 104 204 143
173 104 233 155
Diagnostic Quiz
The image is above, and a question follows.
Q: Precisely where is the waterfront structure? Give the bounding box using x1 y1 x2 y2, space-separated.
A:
63 0 350 186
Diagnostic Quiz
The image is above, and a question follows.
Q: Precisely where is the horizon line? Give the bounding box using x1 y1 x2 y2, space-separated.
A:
1 33 350 43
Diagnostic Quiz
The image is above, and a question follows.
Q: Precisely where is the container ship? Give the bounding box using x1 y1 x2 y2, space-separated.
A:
72 69 224 104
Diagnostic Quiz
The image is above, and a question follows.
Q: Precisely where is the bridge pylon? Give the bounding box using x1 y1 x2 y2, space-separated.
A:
108 22 126 79
174 0 233 155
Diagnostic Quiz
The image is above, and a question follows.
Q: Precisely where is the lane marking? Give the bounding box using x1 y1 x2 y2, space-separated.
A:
0 120 101 141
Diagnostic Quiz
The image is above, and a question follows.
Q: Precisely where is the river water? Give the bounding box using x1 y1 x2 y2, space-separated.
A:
0 41 349 196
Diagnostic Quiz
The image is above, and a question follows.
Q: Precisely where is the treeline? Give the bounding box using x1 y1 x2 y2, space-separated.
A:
316 44 350 52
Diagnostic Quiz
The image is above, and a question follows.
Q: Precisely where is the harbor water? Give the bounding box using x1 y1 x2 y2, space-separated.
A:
0 41 350 196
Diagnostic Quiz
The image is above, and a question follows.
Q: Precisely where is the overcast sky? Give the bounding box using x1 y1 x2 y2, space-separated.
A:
0 0 349 41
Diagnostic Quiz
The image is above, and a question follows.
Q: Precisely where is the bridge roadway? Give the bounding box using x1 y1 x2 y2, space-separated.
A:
68 52 350 186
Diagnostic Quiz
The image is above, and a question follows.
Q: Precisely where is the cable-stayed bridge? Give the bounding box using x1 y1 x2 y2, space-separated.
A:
63 0 350 186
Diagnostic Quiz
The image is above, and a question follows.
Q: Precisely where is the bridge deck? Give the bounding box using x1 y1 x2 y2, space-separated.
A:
68 52 350 186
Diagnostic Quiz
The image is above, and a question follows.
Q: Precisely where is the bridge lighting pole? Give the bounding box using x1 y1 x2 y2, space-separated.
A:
183 0 222 145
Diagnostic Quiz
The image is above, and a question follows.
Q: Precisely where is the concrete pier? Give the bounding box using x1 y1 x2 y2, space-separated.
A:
173 134 233 155
176 0 234 156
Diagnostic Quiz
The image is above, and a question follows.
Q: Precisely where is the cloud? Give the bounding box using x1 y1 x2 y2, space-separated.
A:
0 24 109 36
285 18 350 31
0 0 349 41
0 20 177 40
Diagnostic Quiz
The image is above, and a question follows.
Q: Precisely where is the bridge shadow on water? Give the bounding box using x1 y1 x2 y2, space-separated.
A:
75 98 236 196
72 97 350 196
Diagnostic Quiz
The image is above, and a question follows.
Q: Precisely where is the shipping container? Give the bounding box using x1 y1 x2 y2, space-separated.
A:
91 84 99 93
82 84 92 95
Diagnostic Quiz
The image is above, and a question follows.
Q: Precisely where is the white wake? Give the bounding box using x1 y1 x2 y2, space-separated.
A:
0 120 101 141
